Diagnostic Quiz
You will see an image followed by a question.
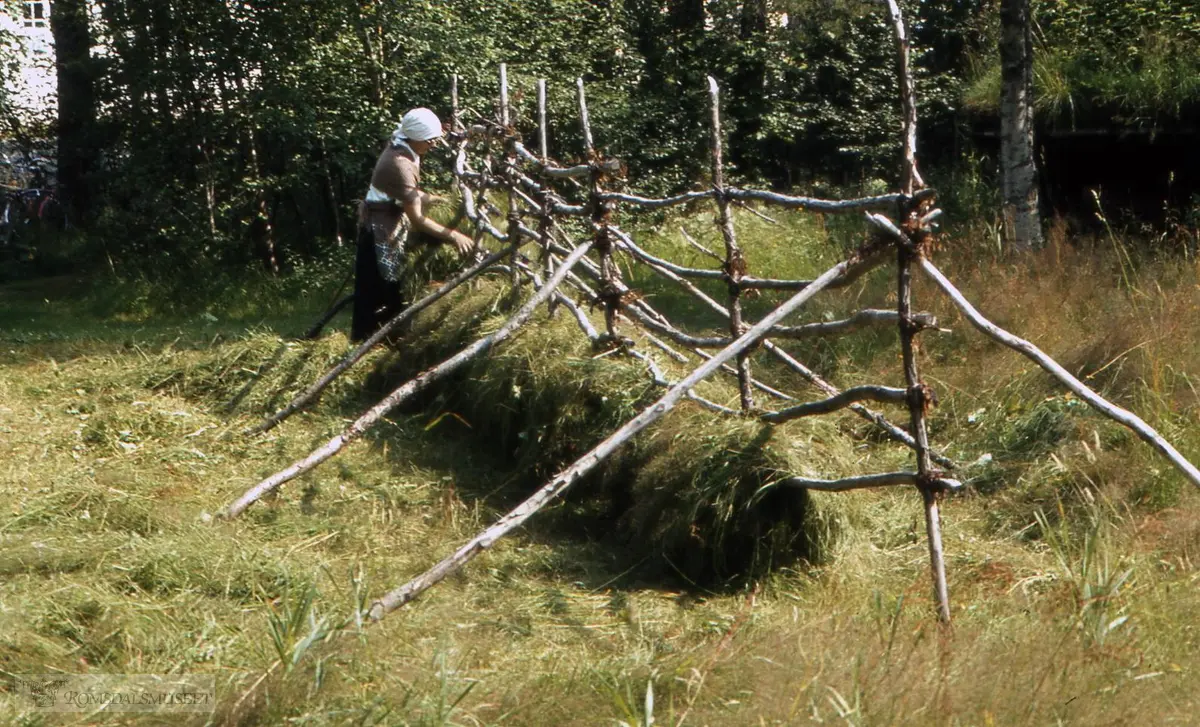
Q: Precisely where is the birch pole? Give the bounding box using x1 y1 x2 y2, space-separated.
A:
898 242 950 623
999 0 1041 250
554 242 944 463
222 241 595 519
559 227 955 467
537 79 548 160
578 78 620 340
576 77 594 153
499 64 522 296
885 0 924 193
367 250 876 619
708 77 754 412
885 0 950 623
535 80 556 280
498 63 509 135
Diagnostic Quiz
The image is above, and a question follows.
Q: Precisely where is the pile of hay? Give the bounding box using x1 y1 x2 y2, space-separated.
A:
138 269 869 587
393 276 861 586
137 331 386 418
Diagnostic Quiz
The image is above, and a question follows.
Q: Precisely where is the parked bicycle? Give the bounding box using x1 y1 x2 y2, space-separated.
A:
1 185 65 258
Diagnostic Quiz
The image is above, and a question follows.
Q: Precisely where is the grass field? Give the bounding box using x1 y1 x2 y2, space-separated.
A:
2 211 1200 725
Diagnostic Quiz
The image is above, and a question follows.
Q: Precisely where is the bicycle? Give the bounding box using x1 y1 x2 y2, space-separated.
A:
1 185 64 259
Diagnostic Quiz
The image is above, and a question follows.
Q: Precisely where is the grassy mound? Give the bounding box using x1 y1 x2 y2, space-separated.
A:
385 276 866 586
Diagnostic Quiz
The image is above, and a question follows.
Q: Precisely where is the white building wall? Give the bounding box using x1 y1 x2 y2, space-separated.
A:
2 1 57 125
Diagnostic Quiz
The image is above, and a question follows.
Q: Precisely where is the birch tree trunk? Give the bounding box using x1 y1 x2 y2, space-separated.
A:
1000 0 1042 251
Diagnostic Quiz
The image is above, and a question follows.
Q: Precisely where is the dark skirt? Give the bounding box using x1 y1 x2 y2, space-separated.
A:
351 223 406 342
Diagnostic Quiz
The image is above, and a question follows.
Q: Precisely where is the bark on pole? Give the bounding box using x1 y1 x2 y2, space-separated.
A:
498 63 510 128
535 80 555 278
761 385 908 423
578 78 620 340
367 251 871 619
1000 0 1042 251
537 79 548 160
450 73 460 132
884 0 924 193
500 64 522 294
222 241 595 519
576 77 594 154
899 244 951 624
780 472 961 493
760 340 955 469
886 0 950 624
568 229 953 466
708 76 754 412
557 246 940 459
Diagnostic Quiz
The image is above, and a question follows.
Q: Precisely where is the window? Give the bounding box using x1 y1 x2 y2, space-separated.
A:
23 2 47 28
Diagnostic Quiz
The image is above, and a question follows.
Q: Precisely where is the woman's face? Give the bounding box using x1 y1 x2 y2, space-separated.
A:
410 138 435 157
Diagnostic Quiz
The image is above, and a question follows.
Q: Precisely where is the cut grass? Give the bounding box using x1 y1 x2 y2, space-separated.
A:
1 211 1200 724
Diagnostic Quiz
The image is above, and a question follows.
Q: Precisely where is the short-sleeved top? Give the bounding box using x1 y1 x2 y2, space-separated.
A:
366 144 421 205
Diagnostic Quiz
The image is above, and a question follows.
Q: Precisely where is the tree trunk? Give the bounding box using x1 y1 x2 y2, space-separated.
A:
999 0 1041 251
668 0 706 32
246 132 279 274
730 0 769 171
51 0 97 226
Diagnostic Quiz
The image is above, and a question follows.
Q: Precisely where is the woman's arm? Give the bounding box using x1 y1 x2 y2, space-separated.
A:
402 190 474 254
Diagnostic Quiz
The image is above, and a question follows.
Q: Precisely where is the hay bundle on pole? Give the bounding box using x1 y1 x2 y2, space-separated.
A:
376 275 853 585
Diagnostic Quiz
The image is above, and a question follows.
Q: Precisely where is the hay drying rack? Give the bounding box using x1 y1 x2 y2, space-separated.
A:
218 2 1200 626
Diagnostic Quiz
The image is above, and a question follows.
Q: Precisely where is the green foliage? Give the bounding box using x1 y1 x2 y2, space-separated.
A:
265 579 341 674
40 0 995 275
964 0 1200 123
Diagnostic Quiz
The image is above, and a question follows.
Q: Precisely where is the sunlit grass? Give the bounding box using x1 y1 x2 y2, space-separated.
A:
2 209 1200 724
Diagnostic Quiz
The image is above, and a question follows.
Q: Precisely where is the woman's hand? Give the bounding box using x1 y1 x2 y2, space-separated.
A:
449 230 475 256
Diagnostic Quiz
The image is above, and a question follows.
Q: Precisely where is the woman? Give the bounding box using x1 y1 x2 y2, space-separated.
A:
352 107 475 342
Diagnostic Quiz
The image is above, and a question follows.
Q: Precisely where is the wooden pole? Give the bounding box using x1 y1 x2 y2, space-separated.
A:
537 79 548 160
761 385 908 423
920 258 1200 490
578 78 620 340
885 0 924 193
300 293 355 341
885 0 946 623
781 472 961 492
898 242 950 623
708 76 754 412
499 65 522 296
761 340 955 469
498 63 510 128
550 230 955 467
535 79 555 278
576 77 594 153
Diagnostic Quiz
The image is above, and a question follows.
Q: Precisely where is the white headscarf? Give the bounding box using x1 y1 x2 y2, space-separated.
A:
392 107 443 145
